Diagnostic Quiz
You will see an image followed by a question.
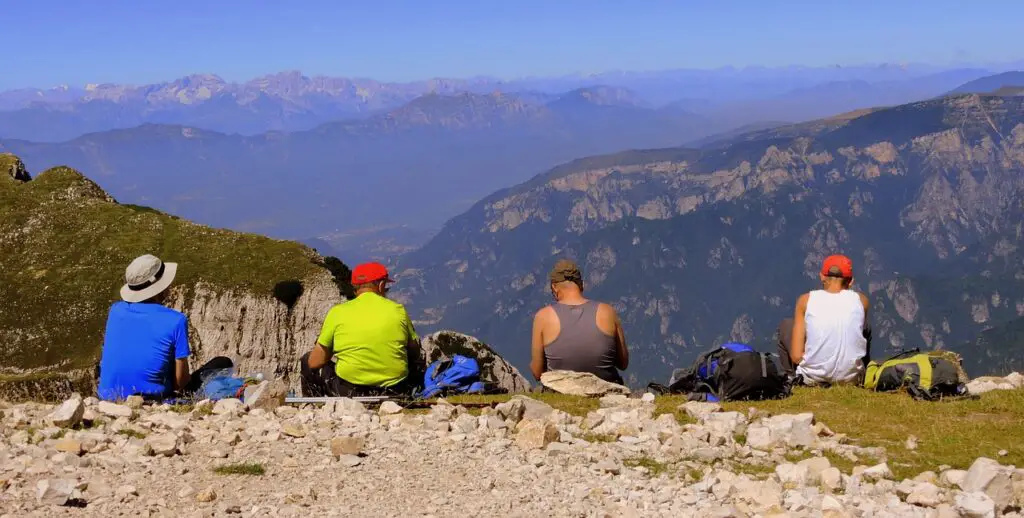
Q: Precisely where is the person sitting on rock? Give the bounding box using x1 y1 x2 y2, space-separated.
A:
777 254 871 385
98 254 233 401
530 259 629 384
301 262 421 397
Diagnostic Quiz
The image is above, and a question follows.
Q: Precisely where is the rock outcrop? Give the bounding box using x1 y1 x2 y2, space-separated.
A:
1 152 30 182
419 331 530 393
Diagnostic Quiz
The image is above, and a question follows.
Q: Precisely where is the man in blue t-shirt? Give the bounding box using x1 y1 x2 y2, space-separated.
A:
98 254 193 401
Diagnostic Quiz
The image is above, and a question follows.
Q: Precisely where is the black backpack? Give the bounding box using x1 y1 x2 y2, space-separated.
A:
649 343 791 402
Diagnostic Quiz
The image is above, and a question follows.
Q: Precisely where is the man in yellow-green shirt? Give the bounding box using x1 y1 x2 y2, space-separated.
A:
300 262 421 397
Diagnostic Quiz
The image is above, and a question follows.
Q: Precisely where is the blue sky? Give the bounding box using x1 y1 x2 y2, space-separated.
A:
1 0 1020 89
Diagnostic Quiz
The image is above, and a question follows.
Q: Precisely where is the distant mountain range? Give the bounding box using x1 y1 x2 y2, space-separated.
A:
0 66 1002 141
0 87 714 241
947 71 1024 95
393 93 1024 383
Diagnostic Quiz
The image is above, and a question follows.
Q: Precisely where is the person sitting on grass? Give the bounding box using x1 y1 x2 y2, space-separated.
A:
300 262 422 397
97 254 232 401
530 259 629 384
777 254 871 386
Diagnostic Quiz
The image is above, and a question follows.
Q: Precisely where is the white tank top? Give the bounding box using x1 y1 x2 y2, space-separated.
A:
796 289 867 383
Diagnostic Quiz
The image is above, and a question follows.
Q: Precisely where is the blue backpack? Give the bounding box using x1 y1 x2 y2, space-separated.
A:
421 355 485 398
197 368 247 400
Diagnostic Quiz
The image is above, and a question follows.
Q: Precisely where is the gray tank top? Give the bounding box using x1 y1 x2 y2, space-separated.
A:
544 300 621 383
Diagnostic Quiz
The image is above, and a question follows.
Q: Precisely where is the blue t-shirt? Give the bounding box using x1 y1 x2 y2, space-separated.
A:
97 301 191 401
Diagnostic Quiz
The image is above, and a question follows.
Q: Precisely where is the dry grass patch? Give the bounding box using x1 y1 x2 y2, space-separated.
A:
725 385 1024 479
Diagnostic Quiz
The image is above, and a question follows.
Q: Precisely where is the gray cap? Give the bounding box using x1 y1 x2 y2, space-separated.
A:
120 254 178 303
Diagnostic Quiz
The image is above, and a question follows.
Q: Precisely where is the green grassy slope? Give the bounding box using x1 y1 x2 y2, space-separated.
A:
0 156 330 388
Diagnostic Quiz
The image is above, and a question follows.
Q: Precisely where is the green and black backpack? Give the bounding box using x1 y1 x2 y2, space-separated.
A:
863 348 969 400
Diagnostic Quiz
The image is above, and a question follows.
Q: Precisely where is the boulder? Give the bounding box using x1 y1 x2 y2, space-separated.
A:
419 331 530 393
48 397 84 428
515 419 559 450
124 395 145 409
539 370 629 396
962 457 1014 512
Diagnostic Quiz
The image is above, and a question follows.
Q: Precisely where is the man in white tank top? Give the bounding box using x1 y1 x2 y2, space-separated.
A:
777 255 871 385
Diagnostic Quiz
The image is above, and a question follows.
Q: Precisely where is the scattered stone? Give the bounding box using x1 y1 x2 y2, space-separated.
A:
196 488 217 503
820 467 844 492
48 396 85 428
596 460 621 475
330 436 365 456
212 398 244 416
941 469 968 489
125 395 145 409
539 370 630 396
116 484 138 498
282 422 307 438
511 396 555 421
906 482 944 508
54 438 83 455
515 419 559 450
955 491 996 518
244 380 288 411
680 401 721 419
338 455 362 467
378 401 403 415
333 398 367 418
146 432 180 457
452 414 478 434
36 479 77 506
97 400 134 418
905 435 918 450
862 463 893 482
640 392 656 403
776 463 810 487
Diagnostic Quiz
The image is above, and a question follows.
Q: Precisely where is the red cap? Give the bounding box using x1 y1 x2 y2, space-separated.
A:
351 262 391 284
821 255 853 278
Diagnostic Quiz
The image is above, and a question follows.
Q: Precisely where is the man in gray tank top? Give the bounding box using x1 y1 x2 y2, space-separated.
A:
530 259 630 384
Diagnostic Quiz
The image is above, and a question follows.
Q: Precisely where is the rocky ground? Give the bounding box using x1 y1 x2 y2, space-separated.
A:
2 389 1023 518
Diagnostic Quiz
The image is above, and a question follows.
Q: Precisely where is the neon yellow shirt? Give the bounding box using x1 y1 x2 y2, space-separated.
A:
316 292 418 387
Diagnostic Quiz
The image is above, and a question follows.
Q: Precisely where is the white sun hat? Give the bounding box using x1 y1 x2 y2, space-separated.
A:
119 254 178 303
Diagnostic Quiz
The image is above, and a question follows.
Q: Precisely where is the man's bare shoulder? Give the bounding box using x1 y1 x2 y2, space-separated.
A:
534 305 555 321
596 301 619 317
857 291 870 308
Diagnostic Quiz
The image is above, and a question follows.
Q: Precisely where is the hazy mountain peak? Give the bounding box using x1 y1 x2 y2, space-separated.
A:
556 85 644 107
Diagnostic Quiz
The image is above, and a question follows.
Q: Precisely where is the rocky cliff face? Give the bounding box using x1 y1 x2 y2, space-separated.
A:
396 94 1024 382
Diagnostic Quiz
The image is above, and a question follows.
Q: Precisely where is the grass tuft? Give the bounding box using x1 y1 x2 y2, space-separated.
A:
116 429 147 440
624 455 671 476
213 462 265 476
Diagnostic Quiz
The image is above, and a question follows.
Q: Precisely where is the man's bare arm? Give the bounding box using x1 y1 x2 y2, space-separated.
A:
530 309 548 381
307 343 332 370
790 294 809 365
174 358 190 391
612 309 629 370
859 292 870 328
